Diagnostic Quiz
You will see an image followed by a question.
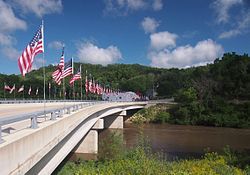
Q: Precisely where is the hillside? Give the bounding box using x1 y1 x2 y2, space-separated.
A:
1 52 250 101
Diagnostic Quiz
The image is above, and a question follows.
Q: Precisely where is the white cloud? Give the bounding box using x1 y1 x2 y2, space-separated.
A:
48 40 64 50
0 33 16 46
152 0 163 11
219 10 250 38
150 31 178 50
32 57 46 70
212 0 243 24
150 39 224 68
141 17 160 34
1 46 20 60
0 0 26 32
126 0 146 10
10 0 63 17
104 0 163 15
77 42 122 66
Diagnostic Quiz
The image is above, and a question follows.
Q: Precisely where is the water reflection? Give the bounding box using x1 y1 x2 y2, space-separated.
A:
101 123 250 159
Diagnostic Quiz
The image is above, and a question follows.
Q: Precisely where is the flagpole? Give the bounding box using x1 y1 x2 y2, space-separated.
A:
72 57 75 101
80 65 82 101
23 85 24 100
42 20 46 112
3 82 5 100
85 70 87 100
49 82 51 100
14 84 15 100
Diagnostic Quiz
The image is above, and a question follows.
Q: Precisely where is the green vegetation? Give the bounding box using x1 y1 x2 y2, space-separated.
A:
1 52 250 128
130 104 171 124
56 132 250 175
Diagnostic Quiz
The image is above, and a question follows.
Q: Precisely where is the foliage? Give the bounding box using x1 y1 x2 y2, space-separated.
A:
98 131 124 161
56 135 249 175
130 104 171 124
1 53 250 128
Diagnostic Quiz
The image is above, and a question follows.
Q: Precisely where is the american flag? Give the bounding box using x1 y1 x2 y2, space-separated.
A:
18 85 24 92
70 66 81 85
85 71 89 95
4 84 11 91
28 86 32 95
18 24 44 76
52 50 64 85
88 77 92 92
9 84 15 94
61 58 73 78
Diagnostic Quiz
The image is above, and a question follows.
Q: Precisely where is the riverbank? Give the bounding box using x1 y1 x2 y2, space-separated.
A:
129 103 250 128
56 129 250 175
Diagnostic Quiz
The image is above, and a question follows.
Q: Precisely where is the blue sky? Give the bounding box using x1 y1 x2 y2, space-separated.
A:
0 0 250 74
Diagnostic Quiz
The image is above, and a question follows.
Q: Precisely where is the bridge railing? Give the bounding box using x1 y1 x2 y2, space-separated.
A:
0 101 107 144
0 99 100 104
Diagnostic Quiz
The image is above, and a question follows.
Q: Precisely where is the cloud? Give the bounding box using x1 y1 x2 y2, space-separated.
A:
48 40 64 50
149 39 224 68
77 42 122 66
1 46 20 60
141 17 160 34
212 0 243 24
0 33 17 46
32 57 46 70
10 0 63 17
104 0 163 15
219 10 250 38
152 0 163 11
0 0 26 32
150 31 178 50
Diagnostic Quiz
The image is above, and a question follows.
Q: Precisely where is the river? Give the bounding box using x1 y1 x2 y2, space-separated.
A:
99 123 250 159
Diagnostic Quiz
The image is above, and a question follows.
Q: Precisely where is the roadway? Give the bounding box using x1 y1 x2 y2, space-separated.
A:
0 102 83 118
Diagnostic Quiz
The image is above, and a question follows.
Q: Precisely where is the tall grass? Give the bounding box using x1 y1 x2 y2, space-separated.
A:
56 131 249 175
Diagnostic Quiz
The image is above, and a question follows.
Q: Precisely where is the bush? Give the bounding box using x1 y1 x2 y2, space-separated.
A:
154 111 170 123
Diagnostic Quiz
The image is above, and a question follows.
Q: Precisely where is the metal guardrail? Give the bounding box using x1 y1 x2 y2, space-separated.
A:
0 101 105 144
0 99 99 104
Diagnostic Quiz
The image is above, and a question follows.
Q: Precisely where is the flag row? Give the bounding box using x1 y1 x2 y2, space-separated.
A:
4 84 39 95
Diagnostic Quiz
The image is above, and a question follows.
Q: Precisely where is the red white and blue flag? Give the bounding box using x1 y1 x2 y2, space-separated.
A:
85 70 89 95
52 49 64 85
18 24 44 76
70 66 81 85
9 84 15 94
18 85 24 92
28 86 32 95
62 58 73 78
4 84 11 91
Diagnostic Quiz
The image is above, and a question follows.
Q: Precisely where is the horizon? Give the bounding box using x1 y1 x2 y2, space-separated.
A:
0 0 250 75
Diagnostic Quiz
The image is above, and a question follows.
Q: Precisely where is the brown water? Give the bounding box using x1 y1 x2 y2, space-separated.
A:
99 123 250 159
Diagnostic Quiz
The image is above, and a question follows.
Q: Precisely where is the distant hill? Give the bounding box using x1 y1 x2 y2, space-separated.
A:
1 52 250 101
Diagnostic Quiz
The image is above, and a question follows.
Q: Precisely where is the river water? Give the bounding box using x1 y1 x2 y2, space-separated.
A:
99 123 250 159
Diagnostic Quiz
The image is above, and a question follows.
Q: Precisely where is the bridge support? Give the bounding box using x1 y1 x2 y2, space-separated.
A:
74 130 98 154
104 111 126 129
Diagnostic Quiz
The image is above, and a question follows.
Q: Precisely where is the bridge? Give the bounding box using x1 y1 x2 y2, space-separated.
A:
0 100 151 175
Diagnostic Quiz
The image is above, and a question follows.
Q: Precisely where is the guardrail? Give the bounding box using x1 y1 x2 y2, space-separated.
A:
0 99 100 104
0 101 105 144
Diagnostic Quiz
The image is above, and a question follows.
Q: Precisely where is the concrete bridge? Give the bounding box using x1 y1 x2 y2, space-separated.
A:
0 101 149 175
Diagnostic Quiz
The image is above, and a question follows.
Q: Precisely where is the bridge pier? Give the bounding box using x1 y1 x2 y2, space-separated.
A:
74 130 98 154
104 111 126 129
72 111 127 156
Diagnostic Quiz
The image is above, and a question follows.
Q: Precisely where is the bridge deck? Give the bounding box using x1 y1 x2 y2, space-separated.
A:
0 102 83 118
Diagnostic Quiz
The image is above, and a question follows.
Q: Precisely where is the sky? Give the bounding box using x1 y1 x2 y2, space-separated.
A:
0 0 250 74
